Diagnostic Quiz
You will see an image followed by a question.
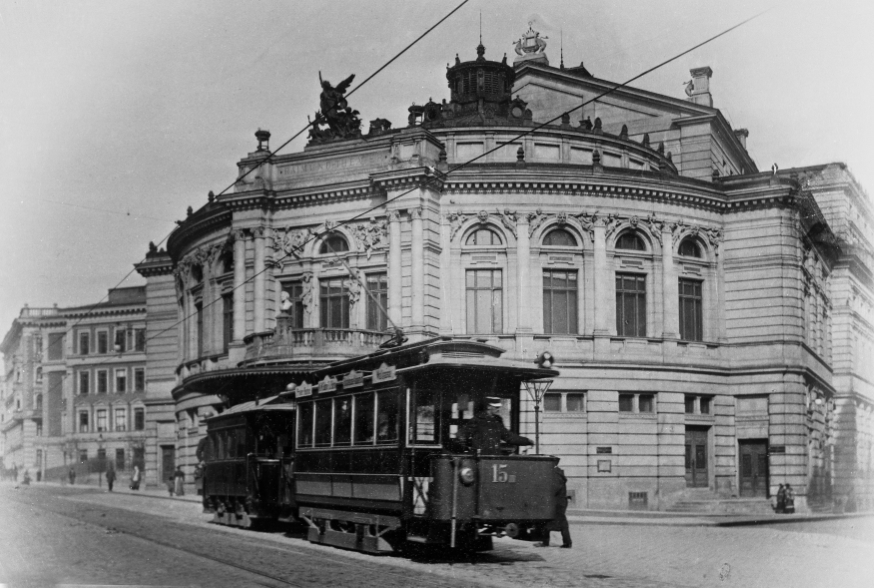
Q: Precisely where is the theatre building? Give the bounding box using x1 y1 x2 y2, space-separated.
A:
144 26 873 510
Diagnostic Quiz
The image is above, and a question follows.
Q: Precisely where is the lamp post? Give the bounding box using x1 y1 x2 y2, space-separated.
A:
97 433 104 488
522 379 553 454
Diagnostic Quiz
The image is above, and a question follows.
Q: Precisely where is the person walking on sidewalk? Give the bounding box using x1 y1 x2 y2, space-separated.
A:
776 483 786 513
173 466 185 497
68 467 76 486
536 466 573 548
784 484 796 514
105 466 116 492
129 465 141 491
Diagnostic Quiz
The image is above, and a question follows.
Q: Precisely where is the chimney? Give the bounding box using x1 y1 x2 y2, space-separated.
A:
734 128 749 150
687 66 713 107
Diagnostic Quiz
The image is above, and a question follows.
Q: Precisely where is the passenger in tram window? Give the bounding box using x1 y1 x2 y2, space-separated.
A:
376 390 399 443
456 397 533 455
354 393 375 444
334 398 352 445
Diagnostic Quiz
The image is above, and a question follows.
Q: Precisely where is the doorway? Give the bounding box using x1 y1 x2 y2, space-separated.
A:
739 440 768 497
685 427 709 488
160 445 175 485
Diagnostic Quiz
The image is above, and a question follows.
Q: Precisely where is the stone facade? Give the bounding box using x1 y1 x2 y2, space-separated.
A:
131 35 873 510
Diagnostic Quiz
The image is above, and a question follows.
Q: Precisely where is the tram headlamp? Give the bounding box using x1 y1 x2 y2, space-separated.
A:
459 466 475 486
536 351 554 369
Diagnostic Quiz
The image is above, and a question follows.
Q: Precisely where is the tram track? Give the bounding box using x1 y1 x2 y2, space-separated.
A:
8 487 499 588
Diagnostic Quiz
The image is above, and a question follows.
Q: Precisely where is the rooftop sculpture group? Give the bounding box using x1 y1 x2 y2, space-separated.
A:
308 73 362 143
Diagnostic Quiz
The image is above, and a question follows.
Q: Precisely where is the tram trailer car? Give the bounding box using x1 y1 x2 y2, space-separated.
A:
201 400 296 528
291 337 561 553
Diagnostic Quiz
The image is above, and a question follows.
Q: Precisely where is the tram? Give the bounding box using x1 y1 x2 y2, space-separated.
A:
201 397 296 527
291 337 560 553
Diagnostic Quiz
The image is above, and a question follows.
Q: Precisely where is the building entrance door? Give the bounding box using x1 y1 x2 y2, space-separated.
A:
161 445 175 485
739 440 768 497
685 427 709 487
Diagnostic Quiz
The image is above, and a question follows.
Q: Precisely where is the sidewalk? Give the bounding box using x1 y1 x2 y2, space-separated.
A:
6 479 201 504
566 506 874 527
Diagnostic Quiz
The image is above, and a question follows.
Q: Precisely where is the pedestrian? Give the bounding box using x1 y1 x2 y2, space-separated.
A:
784 484 795 514
776 483 786 513
174 466 185 497
536 466 573 548
130 464 141 491
105 466 116 492
68 466 76 485
456 397 533 455
22 469 31 486
166 474 175 496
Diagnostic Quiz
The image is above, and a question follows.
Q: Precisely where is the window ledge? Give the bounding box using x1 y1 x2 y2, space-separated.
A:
619 412 657 419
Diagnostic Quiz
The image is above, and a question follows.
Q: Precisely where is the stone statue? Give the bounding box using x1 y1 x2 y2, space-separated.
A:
309 72 362 143
280 290 293 314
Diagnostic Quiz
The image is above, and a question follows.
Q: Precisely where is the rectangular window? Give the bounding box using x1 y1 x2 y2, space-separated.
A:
114 407 126 431
376 389 399 444
333 397 352 446
616 273 646 337
134 368 145 392
115 369 127 393
298 402 314 448
700 397 711 414
195 302 204 357
282 282 306 329
79 371 90 395
97 370 108 394
96 409 107 432
79 411 89 433
97 331 108 354
543 270 578 334
133 446 144 469
685 396 696 414
79 332 90 355
679 279 703 341
366 273 389 332
134 407 145 431
115 448 125 470
222 293 233 352
619 394 634 412
314 399 333 446
567 393 585 412
115 328 126 353
135 328 146 352
412 386 439 444
353 393 375 445
33 335 43 359
79 449 88 463
466 269 503 334
47 333 64 360
319 279 349 329
639 394 654 413
544 394 562 412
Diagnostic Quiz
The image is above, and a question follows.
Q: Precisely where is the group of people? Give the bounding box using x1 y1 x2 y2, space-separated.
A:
776 483 796 514
456 397 573 549
166 466 185 496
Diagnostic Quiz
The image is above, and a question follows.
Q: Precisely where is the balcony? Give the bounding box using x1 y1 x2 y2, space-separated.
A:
241 318 387 366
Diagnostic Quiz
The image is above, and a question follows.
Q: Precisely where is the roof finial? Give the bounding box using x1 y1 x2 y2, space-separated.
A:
560 29 564 69
479 11 482 44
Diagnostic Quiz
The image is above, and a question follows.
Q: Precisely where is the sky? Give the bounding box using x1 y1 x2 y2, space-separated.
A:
1 0 872 337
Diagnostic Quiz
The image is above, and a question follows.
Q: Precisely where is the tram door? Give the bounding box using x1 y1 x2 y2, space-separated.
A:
739 440 768 497
684 427 709 488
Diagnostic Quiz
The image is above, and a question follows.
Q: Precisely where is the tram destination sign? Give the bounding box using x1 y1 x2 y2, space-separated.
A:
342 370 364 389
318 376 338 394
372 362 397 383
295 382 313 398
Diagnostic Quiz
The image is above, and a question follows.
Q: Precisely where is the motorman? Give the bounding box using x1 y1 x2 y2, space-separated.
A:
456 397 533 455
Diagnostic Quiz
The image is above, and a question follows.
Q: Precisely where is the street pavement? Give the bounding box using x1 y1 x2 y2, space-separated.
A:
2 481 872 587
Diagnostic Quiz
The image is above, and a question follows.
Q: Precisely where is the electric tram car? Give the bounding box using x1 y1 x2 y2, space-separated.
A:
291 337 560 553
201 336 561 553
201 398 296 527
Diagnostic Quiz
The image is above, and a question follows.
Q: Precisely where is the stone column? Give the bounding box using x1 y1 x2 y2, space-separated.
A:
411 207 424 330
662 228 679 339
516 215 531 333
253 226 267 333
388 211 402 328
593 221 610 335
232 230 247 341
439 214 452 334
716 241 727 342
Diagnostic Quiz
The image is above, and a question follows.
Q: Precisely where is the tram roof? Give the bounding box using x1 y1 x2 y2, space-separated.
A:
209 395 295 420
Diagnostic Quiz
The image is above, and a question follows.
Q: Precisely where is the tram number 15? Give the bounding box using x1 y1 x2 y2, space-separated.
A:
491 464 516 483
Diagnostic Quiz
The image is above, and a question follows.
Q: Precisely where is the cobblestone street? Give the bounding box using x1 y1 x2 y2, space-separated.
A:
1 484 871 587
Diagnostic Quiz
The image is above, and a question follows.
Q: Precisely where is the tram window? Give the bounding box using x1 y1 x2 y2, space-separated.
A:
298 403 314 448
315 399 332 446
449 392 474 438
334 397 352 446
234 428 247 457
412 386 439 444
354 392 375 445
376 390 399 444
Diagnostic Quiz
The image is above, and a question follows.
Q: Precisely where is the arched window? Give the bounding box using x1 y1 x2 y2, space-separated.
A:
543 229 577 247
678 238 702 258
319 234 349 254
465 228 502 246
615 232 646 251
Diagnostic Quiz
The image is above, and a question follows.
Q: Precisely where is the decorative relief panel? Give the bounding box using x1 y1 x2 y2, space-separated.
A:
349 217 388 260
174 237 233 283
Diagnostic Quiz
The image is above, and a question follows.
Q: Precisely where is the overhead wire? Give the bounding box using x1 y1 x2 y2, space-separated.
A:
56 4 775 381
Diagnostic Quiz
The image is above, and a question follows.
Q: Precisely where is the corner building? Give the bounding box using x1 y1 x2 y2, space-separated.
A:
154 32 873 510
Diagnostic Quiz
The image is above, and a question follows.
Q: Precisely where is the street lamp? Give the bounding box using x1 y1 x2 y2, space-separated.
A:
522 379 553 454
